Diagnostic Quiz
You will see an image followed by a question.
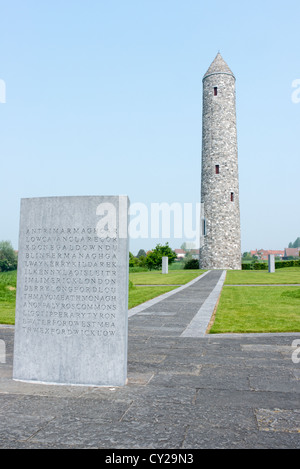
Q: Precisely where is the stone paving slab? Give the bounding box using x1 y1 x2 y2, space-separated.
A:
0 270 300 449
181 270 226 337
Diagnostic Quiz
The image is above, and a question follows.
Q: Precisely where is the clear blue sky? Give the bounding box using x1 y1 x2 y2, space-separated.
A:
0 0 299 255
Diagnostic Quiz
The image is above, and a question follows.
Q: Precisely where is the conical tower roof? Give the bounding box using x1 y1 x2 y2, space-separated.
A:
203 52 235 80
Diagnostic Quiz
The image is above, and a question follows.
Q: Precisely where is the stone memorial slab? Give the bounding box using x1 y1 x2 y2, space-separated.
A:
268 254 275 273
13 196 129 387
162 256 168 274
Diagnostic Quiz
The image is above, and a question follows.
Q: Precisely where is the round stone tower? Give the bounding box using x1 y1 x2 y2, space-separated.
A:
199 53 241 270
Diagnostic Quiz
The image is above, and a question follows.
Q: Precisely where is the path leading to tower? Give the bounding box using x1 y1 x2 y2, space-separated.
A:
129 270 225 338
1 269 299 449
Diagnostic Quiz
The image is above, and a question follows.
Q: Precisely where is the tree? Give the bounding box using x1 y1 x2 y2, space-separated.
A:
137 255 147 267
129 252 138 268
294 237 300 248
181 242 195 252
145 243 177 270
144 251 157 271
180 242 188 252
129 251 147 268
137 249 146 258
288 237 300 248
242 252 253 260
0 241 18 271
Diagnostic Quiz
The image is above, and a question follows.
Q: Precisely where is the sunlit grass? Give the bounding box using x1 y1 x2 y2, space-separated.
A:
128 285 177 309
210 285 300 333
225 267 300 285
129 269 204 285
0 270 17 324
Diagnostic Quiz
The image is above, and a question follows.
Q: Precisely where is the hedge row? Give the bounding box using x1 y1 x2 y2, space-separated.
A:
242 259 300 270
275 259 300 268
184 259 300 271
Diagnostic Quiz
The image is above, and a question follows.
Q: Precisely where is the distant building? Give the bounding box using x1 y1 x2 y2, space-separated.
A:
283 247 300 259
174 249 186 260
174 248 200 260
250 249 284 260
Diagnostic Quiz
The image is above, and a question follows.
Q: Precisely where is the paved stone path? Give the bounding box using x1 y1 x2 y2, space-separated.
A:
0 270 299 449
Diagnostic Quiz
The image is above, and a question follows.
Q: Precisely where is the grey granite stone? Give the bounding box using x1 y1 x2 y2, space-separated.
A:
162 256 168 274
13 196 129 387
268 254 275 273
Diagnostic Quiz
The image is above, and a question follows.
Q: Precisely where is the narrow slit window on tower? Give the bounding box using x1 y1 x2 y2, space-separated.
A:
231 192 234 202
214 87 218 96
202 218 206 236
215 164 220 174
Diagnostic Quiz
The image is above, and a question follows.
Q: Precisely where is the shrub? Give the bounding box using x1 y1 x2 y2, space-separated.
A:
183 259 200 270
0 241 18 272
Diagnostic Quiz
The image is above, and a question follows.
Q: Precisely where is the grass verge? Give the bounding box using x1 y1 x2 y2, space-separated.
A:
0 271 17 325
3 269 299 333
0 270 204 324
129 269 204 285
128 285 178 309
128 269 204 308
210 285 300 333
225 267 300 285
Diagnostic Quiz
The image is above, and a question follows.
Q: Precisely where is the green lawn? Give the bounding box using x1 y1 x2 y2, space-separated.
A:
128 269 204 309
128 285 178 309
225 267 300 285
2 268 300 333
0 269 204 324
129 269 204 285
210 285 300 333
0 271 17 325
